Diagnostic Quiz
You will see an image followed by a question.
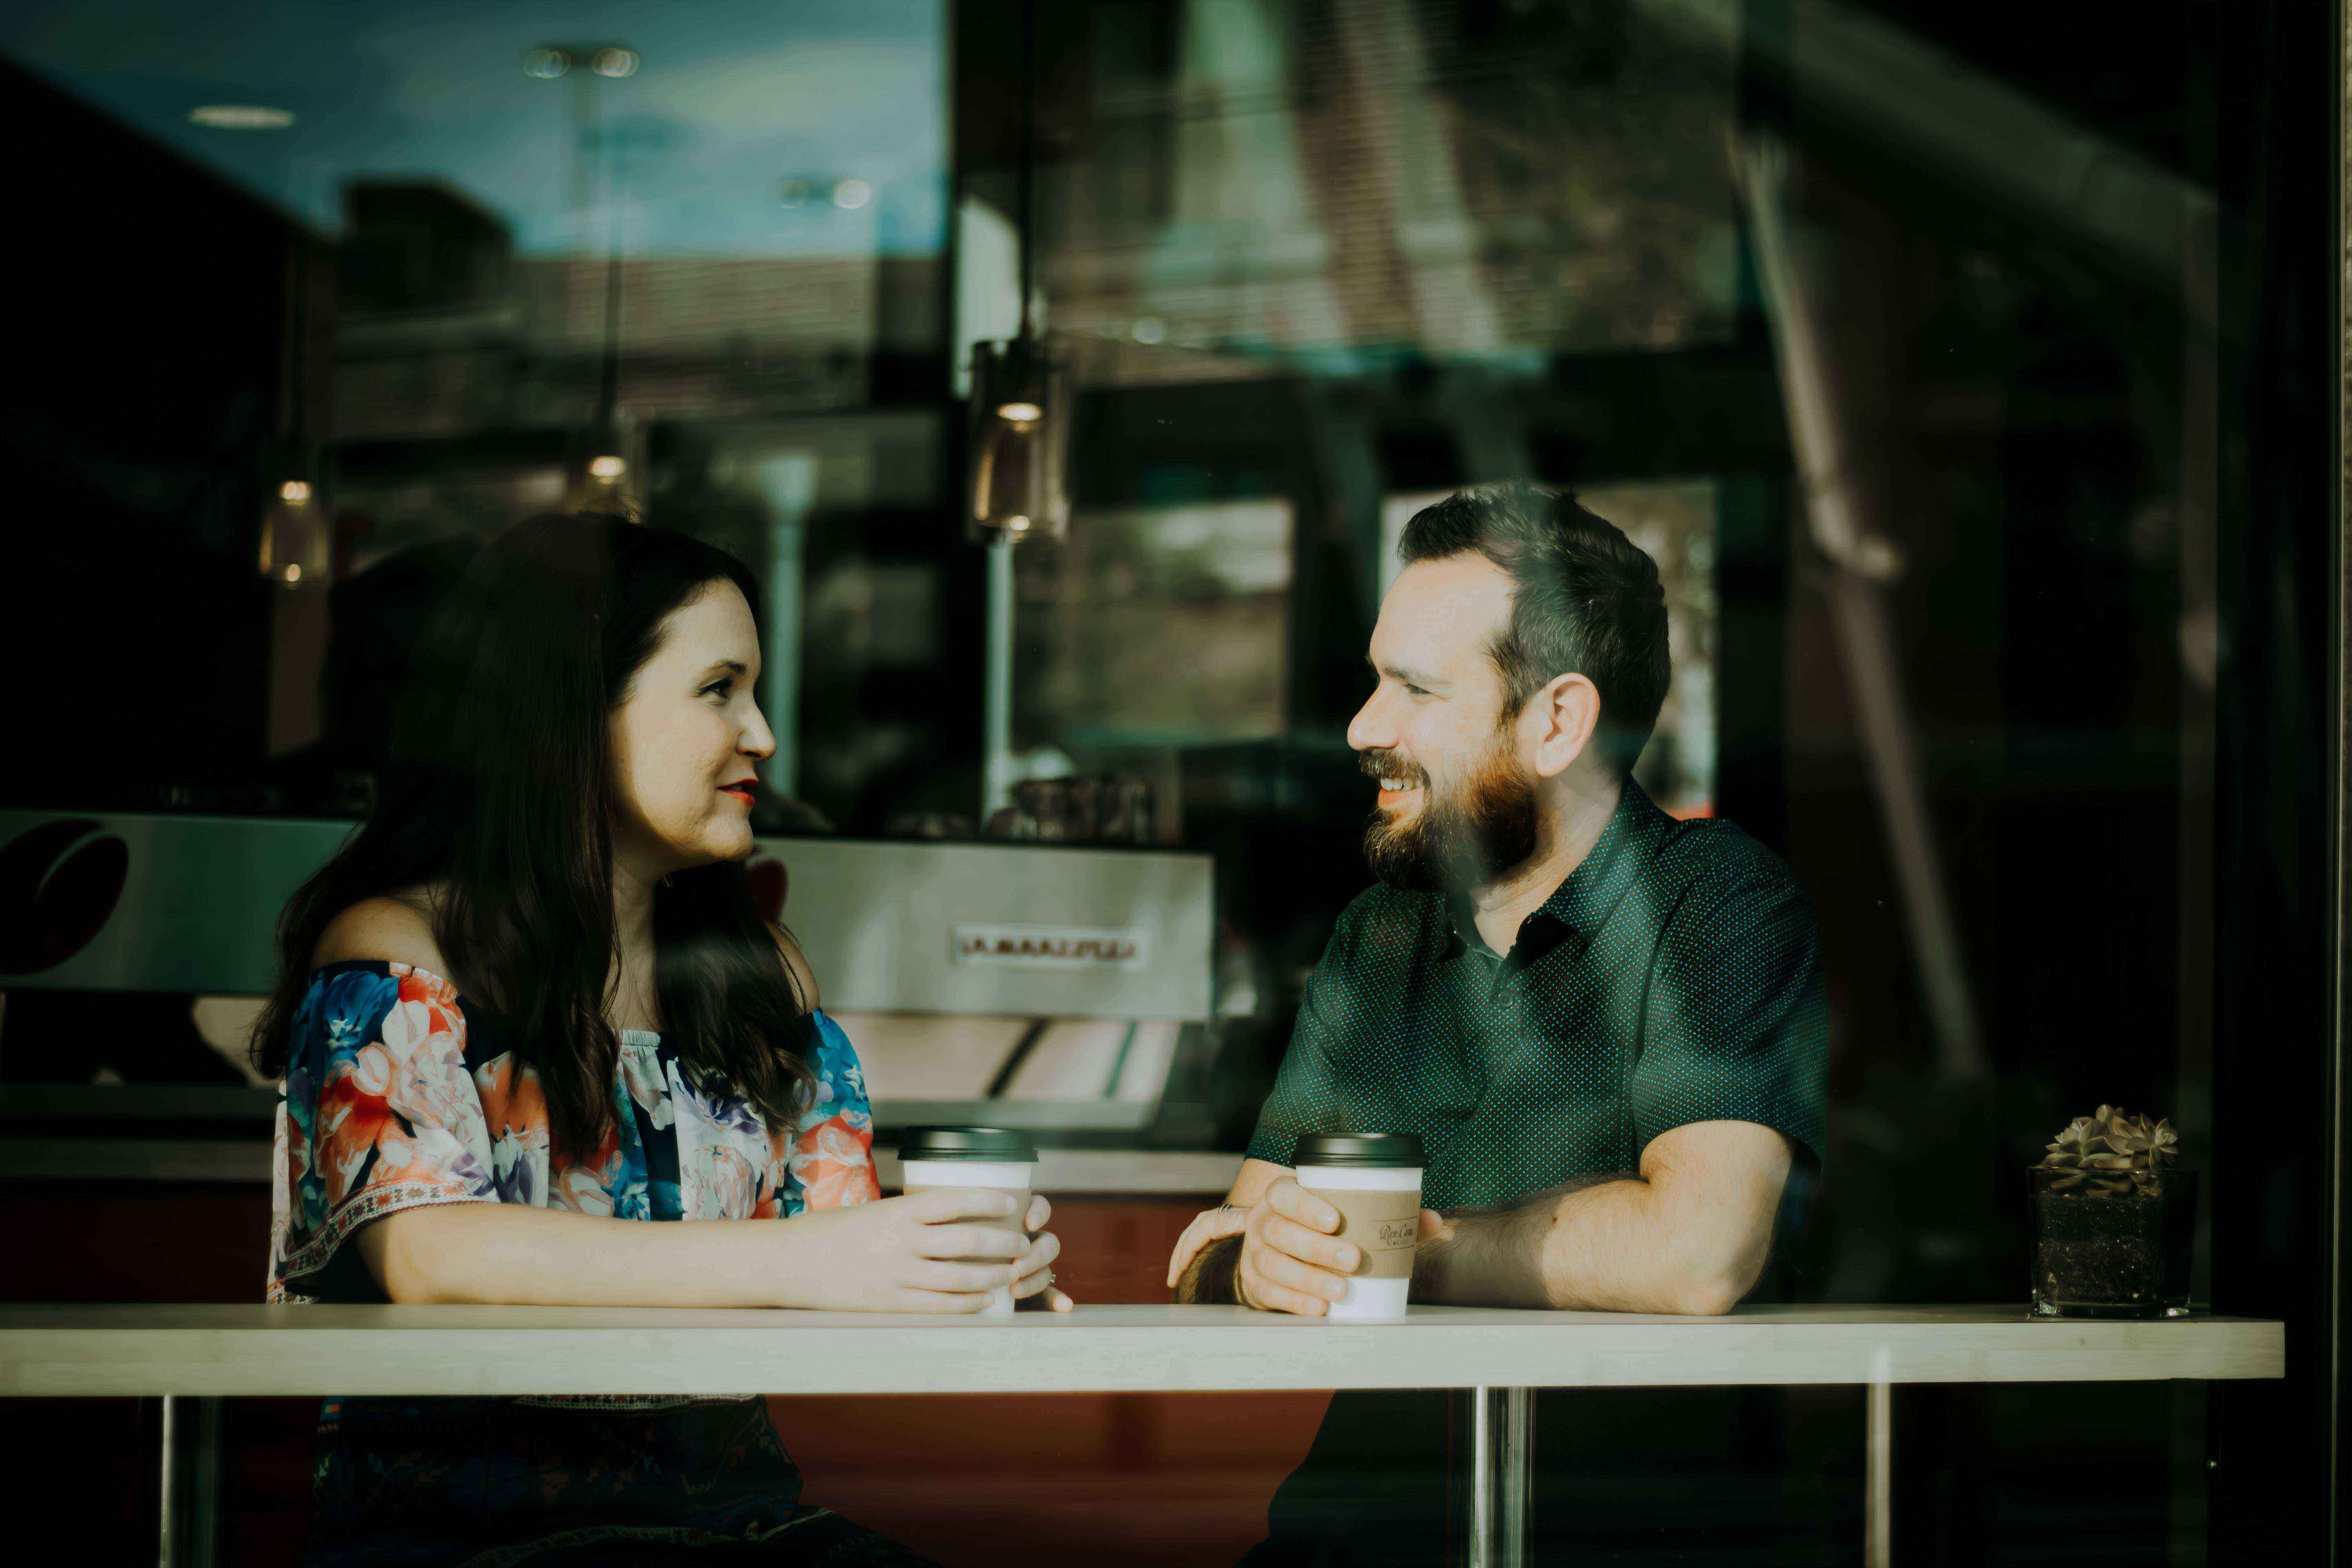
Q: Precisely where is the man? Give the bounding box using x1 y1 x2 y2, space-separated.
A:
1169 483 1827 1563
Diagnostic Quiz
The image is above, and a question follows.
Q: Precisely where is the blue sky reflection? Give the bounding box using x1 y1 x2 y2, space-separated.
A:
0 0 946 255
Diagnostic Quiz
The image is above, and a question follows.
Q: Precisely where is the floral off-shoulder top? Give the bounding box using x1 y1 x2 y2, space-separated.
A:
269 960 881 1305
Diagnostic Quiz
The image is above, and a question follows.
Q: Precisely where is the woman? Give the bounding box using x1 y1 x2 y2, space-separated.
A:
254 514 1070 1565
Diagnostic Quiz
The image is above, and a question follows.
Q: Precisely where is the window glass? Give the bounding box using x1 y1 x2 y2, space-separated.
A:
0 1 2333 1560
1 0 953 832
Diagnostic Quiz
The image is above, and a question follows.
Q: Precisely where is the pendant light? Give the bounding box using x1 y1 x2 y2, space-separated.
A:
966 0 1069 544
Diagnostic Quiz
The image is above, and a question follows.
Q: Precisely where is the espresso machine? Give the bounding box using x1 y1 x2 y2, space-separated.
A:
0 811 1215 1173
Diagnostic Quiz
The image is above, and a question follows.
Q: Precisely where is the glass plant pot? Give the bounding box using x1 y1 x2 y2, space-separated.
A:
2030 1165 2197 1318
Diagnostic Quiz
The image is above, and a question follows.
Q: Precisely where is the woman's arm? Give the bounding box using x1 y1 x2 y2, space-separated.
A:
355 1186 1049 1312
314 911 1069 1312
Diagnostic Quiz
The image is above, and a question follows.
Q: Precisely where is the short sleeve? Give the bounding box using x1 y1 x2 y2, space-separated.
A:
1244 903 1367 1169
1630 877 1828 1168
268 963 498 1303
779 1010 882 1212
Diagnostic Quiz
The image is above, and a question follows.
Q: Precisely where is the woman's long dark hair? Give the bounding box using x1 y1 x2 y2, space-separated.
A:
253 514 816 1158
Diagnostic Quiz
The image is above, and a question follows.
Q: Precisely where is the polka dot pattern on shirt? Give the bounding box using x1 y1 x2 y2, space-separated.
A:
1246 780 1828 1211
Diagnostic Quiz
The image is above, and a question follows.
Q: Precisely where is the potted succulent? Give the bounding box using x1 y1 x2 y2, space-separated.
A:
2031 1105 2196 1318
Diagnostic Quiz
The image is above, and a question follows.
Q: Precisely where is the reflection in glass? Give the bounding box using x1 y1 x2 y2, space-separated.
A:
966 336 1071 542
1016 497 1294 748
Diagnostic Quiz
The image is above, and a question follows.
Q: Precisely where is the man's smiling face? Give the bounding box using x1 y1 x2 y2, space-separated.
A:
1346 554 1542 890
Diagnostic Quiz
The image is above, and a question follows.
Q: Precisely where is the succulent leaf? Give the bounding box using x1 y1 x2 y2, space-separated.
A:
2038 1105 2182 1174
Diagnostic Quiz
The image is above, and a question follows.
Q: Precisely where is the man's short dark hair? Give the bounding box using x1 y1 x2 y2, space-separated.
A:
1397 482 1670 774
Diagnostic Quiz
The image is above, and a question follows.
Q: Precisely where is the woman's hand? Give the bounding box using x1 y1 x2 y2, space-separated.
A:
774 1189 1038 1313
1012 1194 1075 1312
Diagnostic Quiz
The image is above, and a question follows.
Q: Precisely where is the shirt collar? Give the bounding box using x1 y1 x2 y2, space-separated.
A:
1443 779 1673 961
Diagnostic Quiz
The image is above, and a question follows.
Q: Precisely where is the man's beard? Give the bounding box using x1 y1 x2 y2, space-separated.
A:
1360 741 1541 892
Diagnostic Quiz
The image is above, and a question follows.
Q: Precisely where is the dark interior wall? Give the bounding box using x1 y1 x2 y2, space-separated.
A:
0 57 316 809
2205 1 2340 1558
1775 2 2339 1556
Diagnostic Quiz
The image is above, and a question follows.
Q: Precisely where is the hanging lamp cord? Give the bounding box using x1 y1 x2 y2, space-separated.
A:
1016 0 1037 341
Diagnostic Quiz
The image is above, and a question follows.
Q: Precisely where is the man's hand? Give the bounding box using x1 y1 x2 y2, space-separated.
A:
1231 1177 1363 1315
1166 1156 1285 1300
1165 1203 1247 1292
1171 1160 1454 1312
1167 1178 1359 1314
1172 1189 1450 1311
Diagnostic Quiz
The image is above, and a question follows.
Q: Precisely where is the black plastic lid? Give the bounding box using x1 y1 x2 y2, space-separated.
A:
1292 1132 1424 1169
897 1126 1038 1163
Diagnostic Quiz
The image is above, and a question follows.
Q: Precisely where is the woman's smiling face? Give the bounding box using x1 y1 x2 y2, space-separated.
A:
606 580 775 876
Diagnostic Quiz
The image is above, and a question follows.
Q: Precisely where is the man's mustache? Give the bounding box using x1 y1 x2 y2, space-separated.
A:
1357 749 1428 790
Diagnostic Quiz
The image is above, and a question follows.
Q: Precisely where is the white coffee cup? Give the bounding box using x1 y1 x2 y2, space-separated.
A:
1293 1132 1426 1321
897 1126 1040 1318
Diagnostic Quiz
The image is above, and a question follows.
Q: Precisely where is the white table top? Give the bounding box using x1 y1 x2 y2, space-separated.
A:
0 1303 2283 1398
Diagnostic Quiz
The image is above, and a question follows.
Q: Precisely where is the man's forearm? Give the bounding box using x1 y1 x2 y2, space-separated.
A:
1188 1184 1703 1310
1416 1123 1792 1315
1529 1174 1705 1312
1417 1171 1766 1314
1411 1171 1631 1309
1174 1233 1245 1304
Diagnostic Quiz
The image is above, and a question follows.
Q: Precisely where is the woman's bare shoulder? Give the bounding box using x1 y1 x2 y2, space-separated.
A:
313 888 449 976
771 926 821 1011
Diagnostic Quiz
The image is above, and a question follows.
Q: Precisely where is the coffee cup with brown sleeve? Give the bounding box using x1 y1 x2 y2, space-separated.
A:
897 1126 1039 1317
1292 1132 1425 1320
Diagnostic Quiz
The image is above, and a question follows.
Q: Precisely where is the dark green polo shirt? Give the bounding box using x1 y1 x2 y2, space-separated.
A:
1245 780 1828 1211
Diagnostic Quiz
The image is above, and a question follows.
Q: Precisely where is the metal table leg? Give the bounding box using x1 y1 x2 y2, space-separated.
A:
157 1394 222 1568
1466 1385 1534 1568
1866 1380 1892 1568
